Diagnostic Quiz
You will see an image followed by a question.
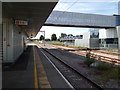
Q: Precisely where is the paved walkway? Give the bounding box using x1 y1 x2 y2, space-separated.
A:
2 44 72 89
3 46 34 88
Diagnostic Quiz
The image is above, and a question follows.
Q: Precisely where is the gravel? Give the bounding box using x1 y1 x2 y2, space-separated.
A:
47 48 120 89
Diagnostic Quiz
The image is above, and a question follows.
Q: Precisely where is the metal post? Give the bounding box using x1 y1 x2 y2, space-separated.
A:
43 31 45 46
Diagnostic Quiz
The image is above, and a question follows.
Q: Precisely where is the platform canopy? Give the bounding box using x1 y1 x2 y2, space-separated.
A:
2 1 58 37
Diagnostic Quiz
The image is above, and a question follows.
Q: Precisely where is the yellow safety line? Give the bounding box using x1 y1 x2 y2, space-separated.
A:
33 46 39 89
36 44 51 88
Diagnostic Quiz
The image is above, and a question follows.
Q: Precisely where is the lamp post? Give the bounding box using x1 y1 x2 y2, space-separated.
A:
40 31 45 46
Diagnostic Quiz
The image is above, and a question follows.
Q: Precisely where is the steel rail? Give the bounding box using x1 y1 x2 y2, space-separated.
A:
50 44 120 64
39 46 104 90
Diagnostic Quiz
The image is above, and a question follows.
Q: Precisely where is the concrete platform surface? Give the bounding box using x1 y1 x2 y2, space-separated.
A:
3 46 34 88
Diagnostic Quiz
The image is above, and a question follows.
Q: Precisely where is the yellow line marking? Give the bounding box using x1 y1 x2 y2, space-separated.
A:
33 46 39 89
35 44 51 88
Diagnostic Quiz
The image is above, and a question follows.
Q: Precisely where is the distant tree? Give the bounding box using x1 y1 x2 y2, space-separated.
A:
57 39 60 41
51 34 57 41
39 35 44 40
61 33 67 38
68 34 73 36
45 38 50 41
96 33 99 38
92 33 95 38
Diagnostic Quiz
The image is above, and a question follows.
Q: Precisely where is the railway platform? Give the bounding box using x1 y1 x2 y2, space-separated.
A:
2 45 71 89
2 43 119 89
3 46 34 88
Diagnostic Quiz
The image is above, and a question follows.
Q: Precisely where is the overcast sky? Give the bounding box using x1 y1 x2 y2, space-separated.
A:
35 0 119 39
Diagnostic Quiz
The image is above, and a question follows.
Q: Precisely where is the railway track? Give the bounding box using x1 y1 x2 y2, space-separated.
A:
38 45 104 89
50 44 120 65
68 50 120 65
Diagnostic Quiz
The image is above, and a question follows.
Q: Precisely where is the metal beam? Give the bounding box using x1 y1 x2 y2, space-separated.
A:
44 23 115 29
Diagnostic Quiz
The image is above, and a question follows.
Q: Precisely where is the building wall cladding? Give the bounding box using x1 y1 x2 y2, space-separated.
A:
75 31 99 48
99 28 117 39
90 38 99 48
3 18 14 63
46 11 116 28
117 2 120 49
75 32 90 47
13 25 24 61
99 28 118 49
2 18 28 63
117 26 120 49
13 24 28 62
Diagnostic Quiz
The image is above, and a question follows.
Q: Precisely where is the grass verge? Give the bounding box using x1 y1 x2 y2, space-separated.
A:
101 68 120 80
96 62 113 71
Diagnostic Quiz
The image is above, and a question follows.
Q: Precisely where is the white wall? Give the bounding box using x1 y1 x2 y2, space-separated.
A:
99 28 117 39
75 32 90 47
3 18 14 63
117 26 120 50
3 18 28 63
13 25 23 61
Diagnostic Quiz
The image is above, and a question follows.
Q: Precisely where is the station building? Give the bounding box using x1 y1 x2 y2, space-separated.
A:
99 28 118 49
1 1 120 65
75 28 118 49
117 1 120 50
75 29 99 48
60 34 83 41
1 1 58 64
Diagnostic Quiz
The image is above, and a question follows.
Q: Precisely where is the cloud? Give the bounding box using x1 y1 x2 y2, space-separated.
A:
53 3 70 11
54 1 118 15
59 0 120 3
36 0 119 38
